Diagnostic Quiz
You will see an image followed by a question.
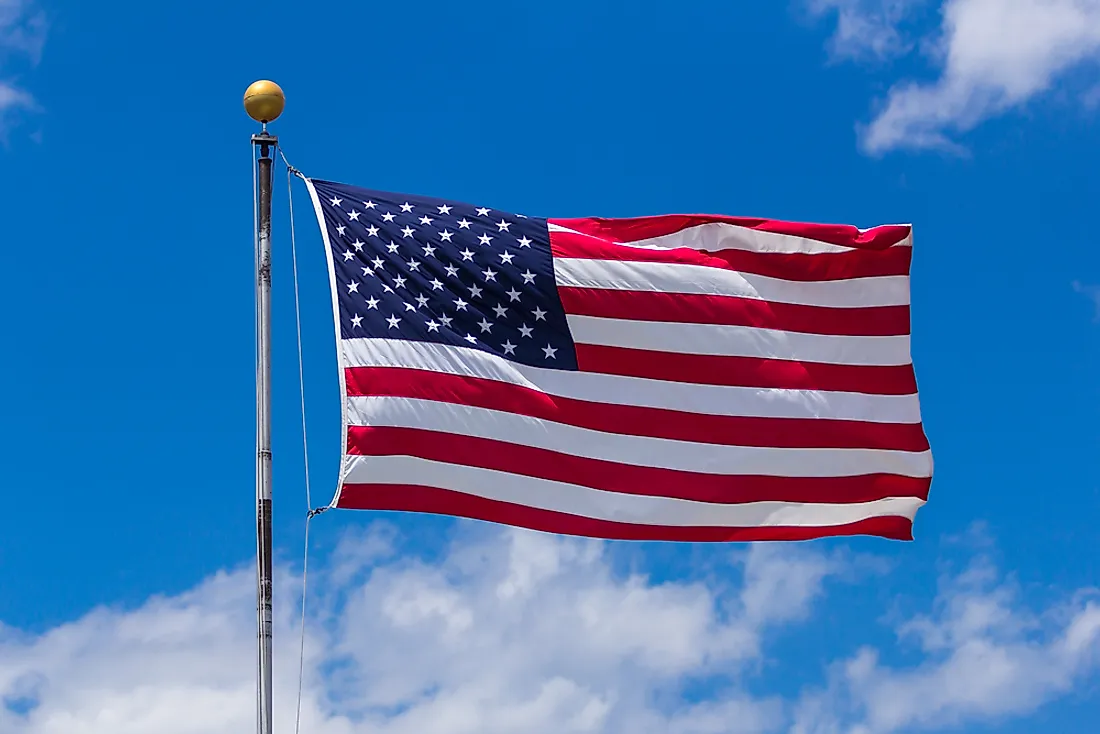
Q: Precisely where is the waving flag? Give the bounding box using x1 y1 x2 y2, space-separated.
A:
303 178 932 542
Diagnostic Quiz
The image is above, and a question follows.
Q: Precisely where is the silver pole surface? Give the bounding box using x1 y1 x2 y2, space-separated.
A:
253 131 277 734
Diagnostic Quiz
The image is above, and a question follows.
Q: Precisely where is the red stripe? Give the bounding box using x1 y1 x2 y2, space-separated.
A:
335 483 915 542
551 230 911 281
344 367 929 451
346 426 931 505
549 216 911 251
575 344 917 395
559 287 910 337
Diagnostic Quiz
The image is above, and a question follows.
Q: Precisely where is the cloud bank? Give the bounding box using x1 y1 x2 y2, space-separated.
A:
809 0 1100 153
2 524 1098 733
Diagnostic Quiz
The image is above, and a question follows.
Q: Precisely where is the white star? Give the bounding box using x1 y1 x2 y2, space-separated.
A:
464 334 478 344
476 207 490 216
348 210 361 221
454 297 468 311
407 259 421 272
501 340 517 355
437 204 452 215
347 281 359 293
492 304 508 318
330 197 343 207
459 248 475 261
521 270 537 284
505 288 522 302
352 239 365 250
439 314 453 328
482 268 498 282
382 212 396 222
337 225 346 236
457 218 472 229
423 243 437 258
478 233 493 246
371 257 385 270
386 314 400 329
363 200 377 209
415 294 430 308
366 296 380 309
444 264 460 278
387 242 400 253
394 275 407 289
542 344 558 359
426 319 441 332
429 278 444 291
361 266 374 276
532 307 547 321
404 302 416 312
400 202 414 212
419 216 434 226
366 225 379 237
496 219 511 232
439 230 454 243
350 314 363 328
499 251 515 265
517 236 532 248
342 251 354 261
478 318 493 333
469 284 483 299
401 226 415 238
519 324 534 338
382 284 394 293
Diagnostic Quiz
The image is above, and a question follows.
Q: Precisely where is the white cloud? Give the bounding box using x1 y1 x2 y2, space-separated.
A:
1 525 1098 734
0 0 46 135
808 0 1100 153
807 0 924 62
791 555 1100 733
0 526 829 734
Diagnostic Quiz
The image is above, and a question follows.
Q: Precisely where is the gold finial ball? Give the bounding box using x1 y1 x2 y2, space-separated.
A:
244 80 285 124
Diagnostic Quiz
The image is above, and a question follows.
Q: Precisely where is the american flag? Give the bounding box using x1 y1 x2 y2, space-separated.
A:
303 178 932 542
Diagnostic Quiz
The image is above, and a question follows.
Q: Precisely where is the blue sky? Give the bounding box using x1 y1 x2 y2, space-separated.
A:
2 0 1100 732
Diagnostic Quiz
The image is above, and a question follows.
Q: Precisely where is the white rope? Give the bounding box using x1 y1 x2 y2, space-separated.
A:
295 514 313 734
283 151 314 734
285 156 314 513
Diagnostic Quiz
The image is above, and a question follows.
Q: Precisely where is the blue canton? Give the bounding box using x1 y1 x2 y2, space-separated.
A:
310 180 579 370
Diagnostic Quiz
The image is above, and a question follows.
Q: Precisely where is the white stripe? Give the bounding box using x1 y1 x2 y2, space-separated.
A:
342 455 926 527
554 258 910 309
567 315 910 367
340 338 923 423
549 221 912 255
347 397 933 478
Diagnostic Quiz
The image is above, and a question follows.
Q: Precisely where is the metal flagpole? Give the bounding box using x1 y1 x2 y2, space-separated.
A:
245 79 285 734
